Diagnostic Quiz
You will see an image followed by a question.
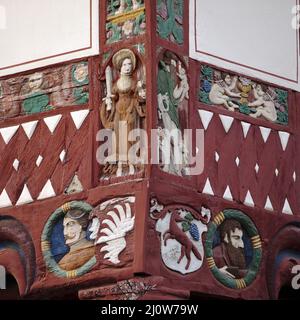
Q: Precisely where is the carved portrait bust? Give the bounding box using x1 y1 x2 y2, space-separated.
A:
57 210 95 271
213 219 248 279
205 209 262 289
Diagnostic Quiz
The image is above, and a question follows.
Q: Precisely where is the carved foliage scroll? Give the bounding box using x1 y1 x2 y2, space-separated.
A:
157 0 184 45
106 0 146 44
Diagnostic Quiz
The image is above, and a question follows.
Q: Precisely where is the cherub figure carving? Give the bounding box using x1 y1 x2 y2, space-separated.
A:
116 0 140 15
209 72 240 111
135 80 147 130
173 61 189 103
249 84 277 122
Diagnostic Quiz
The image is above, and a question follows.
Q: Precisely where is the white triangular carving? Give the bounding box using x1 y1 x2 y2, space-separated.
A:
259 127 271 143
60 150 66 162
0 189 12 208
241 122 251 138
65 175 84 195
36 155 43 167
293 172 296 182
0 125 19 144
37 180 56 200
223 186 233 201
198 110 213 130
255 164 260 174
21 121 38 139
219 115 234 133
44 115 62 134
283 199 293 215
71 110 90 130
244 190 255 207
13 159 19 171
215 152 220 162
275 168 279 177
16 184 33 206
203 178 214 196
279 131 290 151
264 196 274 211
235 157 240 167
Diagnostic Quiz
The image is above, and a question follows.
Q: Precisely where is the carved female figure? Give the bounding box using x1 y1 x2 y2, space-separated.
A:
100 49 144 177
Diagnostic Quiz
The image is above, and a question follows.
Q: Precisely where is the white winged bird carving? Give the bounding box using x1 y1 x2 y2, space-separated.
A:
89 197 135 264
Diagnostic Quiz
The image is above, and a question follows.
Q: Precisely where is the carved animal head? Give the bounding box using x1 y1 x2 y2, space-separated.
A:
150 198 164 216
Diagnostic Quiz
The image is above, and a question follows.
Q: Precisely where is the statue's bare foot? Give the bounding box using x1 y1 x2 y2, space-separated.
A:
116 164 123 177
129 164 135 176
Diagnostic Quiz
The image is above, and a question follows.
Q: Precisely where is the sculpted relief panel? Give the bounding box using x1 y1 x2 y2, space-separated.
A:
41 197 135 278
199 65 289 125
150 199 211 275
0 61 89 119
205 209 262 289
90 197 135 266
157 50 190 177
150 200 262 289
106 0 146 44
41 201 96 278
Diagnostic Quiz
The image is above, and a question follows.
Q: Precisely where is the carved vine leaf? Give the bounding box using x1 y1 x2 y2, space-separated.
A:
157 0 184 45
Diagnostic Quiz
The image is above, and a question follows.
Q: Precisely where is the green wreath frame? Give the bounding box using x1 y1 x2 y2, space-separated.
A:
41 201 96 279
205 209 262 289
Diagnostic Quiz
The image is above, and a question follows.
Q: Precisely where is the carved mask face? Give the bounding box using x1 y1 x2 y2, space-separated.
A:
224 75 232 86
256 85 264 96
28 73 43 91
120 58 133 76
89 218 100 241
74 64 88 82
138 88 146 100
63 217 82 245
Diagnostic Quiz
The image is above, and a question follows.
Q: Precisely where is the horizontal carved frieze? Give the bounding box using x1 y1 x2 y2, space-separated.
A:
0 61 89 120
199 65 289 126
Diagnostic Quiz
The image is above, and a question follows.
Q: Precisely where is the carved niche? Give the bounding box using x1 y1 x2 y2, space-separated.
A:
99 48 146 179
157 49 190 177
